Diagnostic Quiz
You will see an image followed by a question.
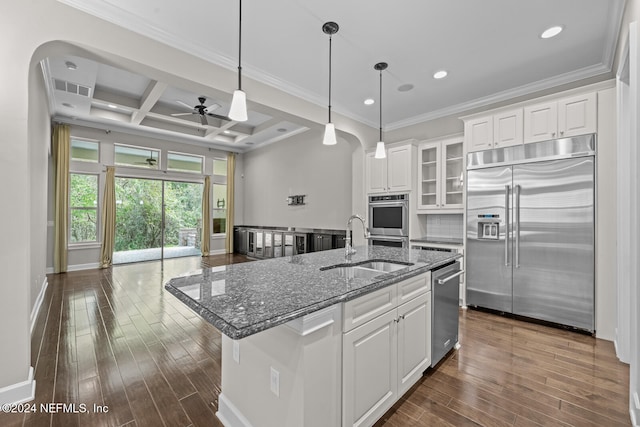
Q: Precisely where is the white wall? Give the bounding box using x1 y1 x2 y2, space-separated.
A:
29 65 51 314
241 129 355 229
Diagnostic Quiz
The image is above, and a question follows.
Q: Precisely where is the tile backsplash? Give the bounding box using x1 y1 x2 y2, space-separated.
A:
425 214 464 239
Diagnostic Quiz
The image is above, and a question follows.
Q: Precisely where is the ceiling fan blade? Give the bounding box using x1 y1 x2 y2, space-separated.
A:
171 112 195 117
205 103 221 113
176 100 195 110
199 114 208 126
207 112 232 121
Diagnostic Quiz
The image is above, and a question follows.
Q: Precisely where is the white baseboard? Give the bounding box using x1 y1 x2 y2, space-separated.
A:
209 249 227 256
30 278 48 336
0 367 35 405
67 262 100 272
216 393 254 427
45 267 54 274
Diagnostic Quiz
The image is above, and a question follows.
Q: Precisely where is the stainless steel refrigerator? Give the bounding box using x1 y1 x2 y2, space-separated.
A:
465 135 595 332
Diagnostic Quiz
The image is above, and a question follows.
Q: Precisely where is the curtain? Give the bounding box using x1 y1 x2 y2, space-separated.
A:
53 124 70 273
201 175 211 256
100 166 116 268
225 153 236 254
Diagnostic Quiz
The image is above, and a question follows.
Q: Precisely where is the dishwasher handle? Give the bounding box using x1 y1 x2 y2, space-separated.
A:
436 270 464 285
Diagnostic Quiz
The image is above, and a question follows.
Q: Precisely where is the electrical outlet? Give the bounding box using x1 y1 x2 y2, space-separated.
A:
270 367 279 397
233 340 240 364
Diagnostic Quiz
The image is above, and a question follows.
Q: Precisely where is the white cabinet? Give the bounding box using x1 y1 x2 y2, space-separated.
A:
464 108 523 153
417 138 464 212
342 273 431 427
523 92 597 143
366 143 414 194
397 292 431 395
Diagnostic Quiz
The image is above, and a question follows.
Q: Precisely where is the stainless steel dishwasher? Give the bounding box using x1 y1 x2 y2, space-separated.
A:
431 261 462 367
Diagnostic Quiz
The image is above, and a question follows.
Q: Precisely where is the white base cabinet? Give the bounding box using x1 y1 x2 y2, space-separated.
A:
342 273 431 427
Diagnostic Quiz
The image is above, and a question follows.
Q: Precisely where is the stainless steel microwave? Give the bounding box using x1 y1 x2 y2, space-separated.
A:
368 194 409 237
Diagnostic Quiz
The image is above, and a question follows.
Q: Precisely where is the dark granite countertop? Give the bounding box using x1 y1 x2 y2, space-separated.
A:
410 237 464 246
165 246 461 339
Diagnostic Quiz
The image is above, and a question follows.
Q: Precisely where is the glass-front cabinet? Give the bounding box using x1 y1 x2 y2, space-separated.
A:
417 137 464 212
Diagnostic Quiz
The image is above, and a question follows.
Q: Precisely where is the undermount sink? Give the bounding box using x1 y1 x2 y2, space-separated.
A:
320 259 413 279
354 261 409 273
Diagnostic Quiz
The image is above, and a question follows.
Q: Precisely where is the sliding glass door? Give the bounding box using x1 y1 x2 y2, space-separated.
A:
113 177 203 264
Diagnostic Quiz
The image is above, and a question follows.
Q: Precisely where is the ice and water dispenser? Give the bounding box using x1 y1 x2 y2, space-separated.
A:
477 214 500 240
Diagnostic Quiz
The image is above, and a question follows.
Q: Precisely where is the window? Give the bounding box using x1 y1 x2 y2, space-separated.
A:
70 173 98 243
212 157 228 234
71 138 99 162
114 144 160 169
167 152 203 174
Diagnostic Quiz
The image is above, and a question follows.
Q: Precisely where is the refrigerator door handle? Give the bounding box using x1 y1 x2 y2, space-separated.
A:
515 184 521 268
505 185 510 266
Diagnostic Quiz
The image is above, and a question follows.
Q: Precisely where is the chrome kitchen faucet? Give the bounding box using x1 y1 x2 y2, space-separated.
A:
345 214 370 259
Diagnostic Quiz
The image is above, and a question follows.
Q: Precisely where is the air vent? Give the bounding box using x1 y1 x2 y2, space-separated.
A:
54 79 91 97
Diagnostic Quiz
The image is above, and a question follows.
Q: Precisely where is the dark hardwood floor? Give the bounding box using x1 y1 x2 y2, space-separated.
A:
1 255 630 426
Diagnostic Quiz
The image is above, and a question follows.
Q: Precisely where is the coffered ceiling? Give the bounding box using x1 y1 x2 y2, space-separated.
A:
48 0 626 152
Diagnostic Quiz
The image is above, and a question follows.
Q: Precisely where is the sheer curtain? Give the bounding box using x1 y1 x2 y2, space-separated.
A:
100 166 116 268
201 175 211 256
225 153 236 254
53 124 70 273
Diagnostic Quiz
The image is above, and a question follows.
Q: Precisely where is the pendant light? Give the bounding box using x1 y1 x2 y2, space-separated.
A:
374 62 388 159
322 21 339 146
229 0 248 122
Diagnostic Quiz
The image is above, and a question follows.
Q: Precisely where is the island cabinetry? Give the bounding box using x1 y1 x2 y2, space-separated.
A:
342 272 431 427
523 92 596 143
366 142 415 194
417 137 464 212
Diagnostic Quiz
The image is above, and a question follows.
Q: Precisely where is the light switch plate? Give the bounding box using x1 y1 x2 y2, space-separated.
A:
270 367 279 397
233 340 240 364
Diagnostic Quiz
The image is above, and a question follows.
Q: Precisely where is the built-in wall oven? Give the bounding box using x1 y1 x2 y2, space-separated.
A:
368 194 409 248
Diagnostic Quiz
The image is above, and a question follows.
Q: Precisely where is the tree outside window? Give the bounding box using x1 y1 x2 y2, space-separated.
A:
212 158 227 234
70 173 98 242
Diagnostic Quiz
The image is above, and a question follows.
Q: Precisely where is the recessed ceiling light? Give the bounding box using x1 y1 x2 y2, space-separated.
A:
433 70 448 79
62 102 74 108
364 98 375 105
223 130 231 134
397 84 414 92
277 128 287 133
245 142 254 145
108 104 118 109
541 25 563 39
65 61 77 70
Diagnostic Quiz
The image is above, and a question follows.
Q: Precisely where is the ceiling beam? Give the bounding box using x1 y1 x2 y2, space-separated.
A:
131 80 168 125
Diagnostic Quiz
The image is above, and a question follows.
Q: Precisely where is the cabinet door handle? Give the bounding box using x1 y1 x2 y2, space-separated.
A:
560 130 564 136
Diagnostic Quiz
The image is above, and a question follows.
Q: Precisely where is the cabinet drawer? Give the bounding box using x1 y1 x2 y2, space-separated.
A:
343 286 397 332
397 272 430 305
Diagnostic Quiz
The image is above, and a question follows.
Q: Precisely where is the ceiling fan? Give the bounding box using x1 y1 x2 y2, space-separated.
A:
134 151 158 167
172 96 233 125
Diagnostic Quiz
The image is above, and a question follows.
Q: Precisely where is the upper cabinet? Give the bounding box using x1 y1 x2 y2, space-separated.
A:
417 137 464 212
523 93 597 143
463 91 598 153
366 142 415 194
464 108 523 153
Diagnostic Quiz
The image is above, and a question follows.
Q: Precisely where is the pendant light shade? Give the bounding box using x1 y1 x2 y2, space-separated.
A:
229 89 248 122
322 21 339 146
323 123 337 145
374 62 388 159
229 0 248 122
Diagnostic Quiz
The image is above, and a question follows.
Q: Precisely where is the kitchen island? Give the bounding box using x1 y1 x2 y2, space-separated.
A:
166 246 461 427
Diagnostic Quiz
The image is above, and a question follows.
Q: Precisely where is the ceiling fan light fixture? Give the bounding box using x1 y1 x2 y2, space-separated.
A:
322 21 339 147
374 62 388 159
229 89 248 122
230 0 248 122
